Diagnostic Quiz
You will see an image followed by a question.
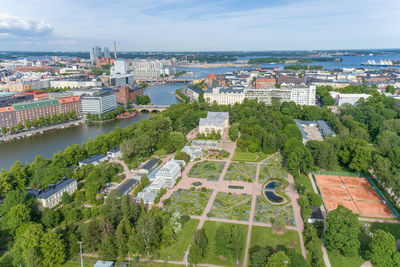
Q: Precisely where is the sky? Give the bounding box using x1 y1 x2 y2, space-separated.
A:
0 0 400 51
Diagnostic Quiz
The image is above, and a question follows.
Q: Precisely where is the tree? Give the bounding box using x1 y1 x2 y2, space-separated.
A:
115 216 134 259
227 224 244 264
17 123 24 131
267 251 290 267
25 119 32 129
1 125 8 134
249 245 272 267
165 131 186 153
366 230 396 266
82 220 101 252
41 229 66 266
271 216 286 235
215 225 228 256
134 212 161 255
228 125 239 141
11 223 44 267
41 208 61 228
7 204 31 232
324 205 360 257
189 229 208 265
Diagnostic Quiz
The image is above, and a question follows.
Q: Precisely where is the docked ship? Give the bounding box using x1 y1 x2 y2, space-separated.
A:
362 59 394 66
117 112 136 119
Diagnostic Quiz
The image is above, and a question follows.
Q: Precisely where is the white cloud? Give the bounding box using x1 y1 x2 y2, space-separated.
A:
0 13 53 37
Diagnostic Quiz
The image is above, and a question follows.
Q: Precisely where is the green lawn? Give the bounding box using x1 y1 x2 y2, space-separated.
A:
224 162 257 182
208 192 252 221
295 173 314 193
158 219 199 261
62 257 98 267
249 226 301 254
327 250 366 267
232 152 258 161
201 221 248 267
368 222 400 239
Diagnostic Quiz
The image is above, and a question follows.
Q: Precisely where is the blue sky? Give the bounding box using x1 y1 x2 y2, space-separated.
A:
0 0 399 51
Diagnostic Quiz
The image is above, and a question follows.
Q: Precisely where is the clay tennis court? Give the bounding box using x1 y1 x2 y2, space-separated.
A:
314 174 395 218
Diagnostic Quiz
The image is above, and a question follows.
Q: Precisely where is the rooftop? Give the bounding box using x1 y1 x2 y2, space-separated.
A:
141 158 160 171
13 99 59 111
117 179 138 195
79 154 108 164
28 177 76 199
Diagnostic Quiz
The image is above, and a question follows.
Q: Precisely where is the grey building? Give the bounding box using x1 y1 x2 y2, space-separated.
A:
81 90 117 115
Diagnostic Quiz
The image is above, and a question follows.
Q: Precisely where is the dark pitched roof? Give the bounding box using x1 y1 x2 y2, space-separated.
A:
80 154 108 164
141 158 159 170
308 206 324 220
28 177 76 199
108 146 120 153
117 179 138 195
188 86 203 94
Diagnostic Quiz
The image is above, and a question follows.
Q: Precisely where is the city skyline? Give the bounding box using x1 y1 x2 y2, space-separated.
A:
1 0 400 51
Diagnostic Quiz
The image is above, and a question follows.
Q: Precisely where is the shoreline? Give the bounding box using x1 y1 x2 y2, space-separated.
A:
0 119 85 143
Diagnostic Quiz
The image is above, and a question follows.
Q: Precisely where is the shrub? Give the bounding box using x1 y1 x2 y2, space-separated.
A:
308 192 322 206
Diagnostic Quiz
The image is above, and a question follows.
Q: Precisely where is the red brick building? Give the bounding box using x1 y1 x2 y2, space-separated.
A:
15 66 53 73
58 96 82 116
115 85 143 104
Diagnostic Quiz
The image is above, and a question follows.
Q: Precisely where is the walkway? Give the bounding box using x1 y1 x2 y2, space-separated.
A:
308 173 332 267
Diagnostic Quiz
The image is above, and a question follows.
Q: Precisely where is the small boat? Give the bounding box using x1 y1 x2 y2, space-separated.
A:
117 112 137 119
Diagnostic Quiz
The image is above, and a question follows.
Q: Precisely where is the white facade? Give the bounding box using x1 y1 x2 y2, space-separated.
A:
34 178 77 209
111 59 129 76
50 79 101 88
155 160 181 188
81 92 117 115
204 87 245 105
290 85 316 106
132 59 164 79
329 92 371 106
204 86 316 106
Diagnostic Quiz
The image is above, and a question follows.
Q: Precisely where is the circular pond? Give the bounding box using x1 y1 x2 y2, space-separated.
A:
263 181 286 204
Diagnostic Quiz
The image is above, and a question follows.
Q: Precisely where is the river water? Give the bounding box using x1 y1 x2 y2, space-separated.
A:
1 54 400 169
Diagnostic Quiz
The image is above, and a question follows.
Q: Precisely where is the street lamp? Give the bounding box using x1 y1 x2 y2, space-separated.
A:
78 241 83 267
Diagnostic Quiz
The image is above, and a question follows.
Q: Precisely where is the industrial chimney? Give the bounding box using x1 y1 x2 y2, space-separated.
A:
113 41 117 59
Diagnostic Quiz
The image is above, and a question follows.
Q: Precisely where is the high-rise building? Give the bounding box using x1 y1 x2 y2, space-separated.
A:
111 59 129 76
89 46 103 64
103 47 110 58
81 89 117 115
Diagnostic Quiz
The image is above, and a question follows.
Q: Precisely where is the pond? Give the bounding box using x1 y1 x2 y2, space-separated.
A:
263 181 285 204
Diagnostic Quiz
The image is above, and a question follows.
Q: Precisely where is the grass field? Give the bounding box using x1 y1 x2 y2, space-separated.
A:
327 250 366 267
158 219 199 261
249 226 301 254
188 161 226 181
368 222 400 239
62 258 98 267
232 152 258 161
163 188 212 215
208 192 252 221
201 221 248 267
224 162 257 182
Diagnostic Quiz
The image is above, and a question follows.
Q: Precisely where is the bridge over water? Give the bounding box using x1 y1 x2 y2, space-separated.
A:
133 105 169 112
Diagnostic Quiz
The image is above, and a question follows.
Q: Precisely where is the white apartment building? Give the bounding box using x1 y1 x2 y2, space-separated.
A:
132 59 163 79
204 86 316 106
290 85 316 106
81 90 117 114
50 79 101 88
111 59 129 76
204 87 245 105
